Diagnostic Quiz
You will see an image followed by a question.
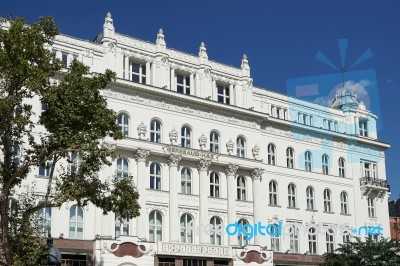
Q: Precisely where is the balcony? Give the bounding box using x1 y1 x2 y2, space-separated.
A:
359 177 390 198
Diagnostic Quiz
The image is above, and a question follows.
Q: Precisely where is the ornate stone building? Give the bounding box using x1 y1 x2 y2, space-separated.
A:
18 13 391 266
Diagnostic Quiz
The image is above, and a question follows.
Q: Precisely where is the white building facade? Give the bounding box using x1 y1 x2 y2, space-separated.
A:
19 13 391 266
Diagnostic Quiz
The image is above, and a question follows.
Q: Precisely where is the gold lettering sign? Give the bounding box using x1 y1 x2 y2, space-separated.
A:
158 242 231 258
163 146 219 160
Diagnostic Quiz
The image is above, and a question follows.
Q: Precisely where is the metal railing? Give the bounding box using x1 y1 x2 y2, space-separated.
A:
359 177 389 190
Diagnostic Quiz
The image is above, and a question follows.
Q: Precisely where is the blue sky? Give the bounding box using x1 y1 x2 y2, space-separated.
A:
2 1 399 199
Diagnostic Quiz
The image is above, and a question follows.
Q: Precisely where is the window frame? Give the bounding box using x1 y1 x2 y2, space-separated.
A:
305 151 312 172
129 61 146 84
286 147 294 169
210 172 220 198
118 113 130 137
149 210 163 242
269 181 278 206
322 154 329 175
176 74 191 95
150 163 162 190
116 157 129 180
306 186 315 210
115 212 129 238
340 192 349 214
217 84 230 104
323 189 332 212
210 131 220 153
288 184 297 208
150 119 162 143
180 168 192 195
339 158 346 178
236 176 246 201
69 205 84 239
210 216 223 245
180 213 194 243
236 137 246 158
181 126 192 148
308 227 317 254
267 144 276 165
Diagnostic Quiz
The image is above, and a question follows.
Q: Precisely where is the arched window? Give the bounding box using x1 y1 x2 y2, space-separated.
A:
289 227 299 253
210 172 220 198
305 151 312 172
322 154 329 175
306 186 315 210
149 210 163 242
116 158 129 180
326 229 335 253
267 144 276 165
286 147 294 169
269 181 278 205
340 192 348 214
181 168 192 194
13 144 20 166
70 152 80 174
180 213 193 243
118 113 129 137
115 212 129 238
237 176 246 201
210 131 220 153
210 217 222 245
238 219 249 248
308 227 317 254
150 119 162 143
236 137 246 158
339 158 346 178
288 184 296 208
150 163 162 190
323 189 332 212
271 224 280 251
181 126 192 148
69 205 84 239
38 208 52 236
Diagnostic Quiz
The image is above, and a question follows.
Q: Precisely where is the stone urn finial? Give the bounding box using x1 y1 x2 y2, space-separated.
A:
198 133 207 150
169 127 178 145
137 121 147 140
226 139 234 155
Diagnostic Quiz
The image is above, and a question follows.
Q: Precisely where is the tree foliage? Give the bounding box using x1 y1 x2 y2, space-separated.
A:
323 237 400 266
0 16 140 265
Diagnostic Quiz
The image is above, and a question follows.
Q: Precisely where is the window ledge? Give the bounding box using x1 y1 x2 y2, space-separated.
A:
287 206 300 210
306 209 318 212
340 213 352 216
268 204 281 208
323 211 335 214
35 175 49 179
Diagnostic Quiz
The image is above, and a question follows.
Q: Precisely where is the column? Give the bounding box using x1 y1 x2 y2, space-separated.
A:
355 116 359 135
225 164 239 246
170 68 175 91
190 73 194 96
198 159 211 244
135 149 150 240
146 61 151 85
124 56 129 80
195 73 200 97
168 154 182 242
229 84 234 105
251 168 265 246
212 79 217 101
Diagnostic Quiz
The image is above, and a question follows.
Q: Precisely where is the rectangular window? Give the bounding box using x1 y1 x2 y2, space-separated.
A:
290 228 299 253
39 160 53 177
359 120 368 137
368 198 375 218
177 74 190 95
129 62 146 84
62 53 68 68
362 161 377 178
217 84 230 104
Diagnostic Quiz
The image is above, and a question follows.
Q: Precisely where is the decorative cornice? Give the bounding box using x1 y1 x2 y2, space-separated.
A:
102 89 259 129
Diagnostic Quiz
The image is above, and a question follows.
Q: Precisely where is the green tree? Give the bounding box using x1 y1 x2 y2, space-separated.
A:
323 237 400 266
0 17 140 265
